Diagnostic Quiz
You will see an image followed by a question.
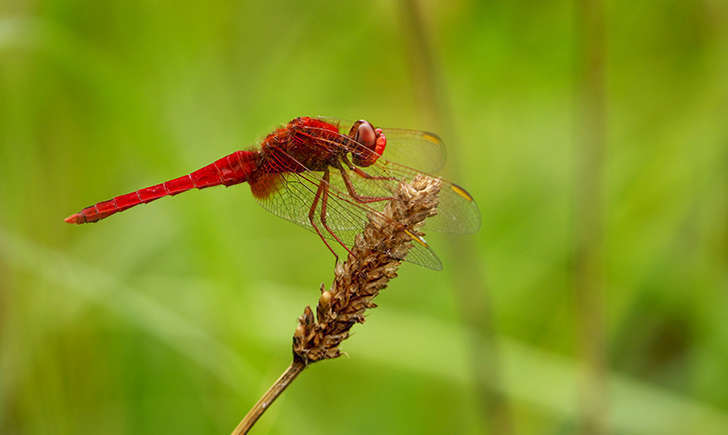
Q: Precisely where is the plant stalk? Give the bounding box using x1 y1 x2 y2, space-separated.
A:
231 360 306 435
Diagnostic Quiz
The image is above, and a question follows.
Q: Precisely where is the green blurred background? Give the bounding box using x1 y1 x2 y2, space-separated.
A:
1 0 727 434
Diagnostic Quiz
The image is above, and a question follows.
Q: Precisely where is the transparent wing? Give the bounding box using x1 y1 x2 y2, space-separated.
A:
371 160 481 234
255 172 362 231
379 128 446 173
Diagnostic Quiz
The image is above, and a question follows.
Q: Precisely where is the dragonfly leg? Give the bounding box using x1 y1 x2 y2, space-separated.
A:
308 177 339 262
320 169 355 258
338 166 393 204
352 167 396 181
342 154 395 181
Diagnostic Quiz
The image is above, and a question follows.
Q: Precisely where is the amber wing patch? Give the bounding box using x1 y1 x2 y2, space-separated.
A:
250 173 284 199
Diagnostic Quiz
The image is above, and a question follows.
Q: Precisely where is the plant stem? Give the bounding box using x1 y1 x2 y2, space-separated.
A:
231 360 306 435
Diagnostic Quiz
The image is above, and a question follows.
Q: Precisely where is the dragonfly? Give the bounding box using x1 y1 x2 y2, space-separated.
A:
65 117 480 270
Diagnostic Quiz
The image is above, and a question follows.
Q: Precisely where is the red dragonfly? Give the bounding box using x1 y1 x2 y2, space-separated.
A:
65 117 479 269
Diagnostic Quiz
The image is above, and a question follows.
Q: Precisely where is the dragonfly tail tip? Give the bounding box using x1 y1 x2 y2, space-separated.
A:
64 213 81 224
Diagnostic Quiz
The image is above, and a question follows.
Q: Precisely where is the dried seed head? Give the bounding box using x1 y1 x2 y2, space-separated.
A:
292 175 441 364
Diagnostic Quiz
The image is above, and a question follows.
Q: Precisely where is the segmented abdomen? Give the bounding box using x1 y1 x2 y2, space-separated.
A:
65 150 259 224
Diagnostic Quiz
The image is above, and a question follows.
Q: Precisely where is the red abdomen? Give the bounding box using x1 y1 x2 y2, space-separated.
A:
65 150 259 224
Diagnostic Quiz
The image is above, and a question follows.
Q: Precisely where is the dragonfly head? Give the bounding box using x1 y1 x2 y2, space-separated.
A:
349 120 386 167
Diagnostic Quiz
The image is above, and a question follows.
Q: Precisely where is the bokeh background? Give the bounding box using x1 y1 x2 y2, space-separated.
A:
1 0 727 434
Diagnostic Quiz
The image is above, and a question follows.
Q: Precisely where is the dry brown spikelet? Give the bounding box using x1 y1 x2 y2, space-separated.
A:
292 174 441 364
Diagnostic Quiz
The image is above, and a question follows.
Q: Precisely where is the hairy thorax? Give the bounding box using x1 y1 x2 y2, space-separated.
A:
248 118 346 199
259 118 344 174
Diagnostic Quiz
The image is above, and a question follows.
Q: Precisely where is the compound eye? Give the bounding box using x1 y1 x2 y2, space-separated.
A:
355 120 376 150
